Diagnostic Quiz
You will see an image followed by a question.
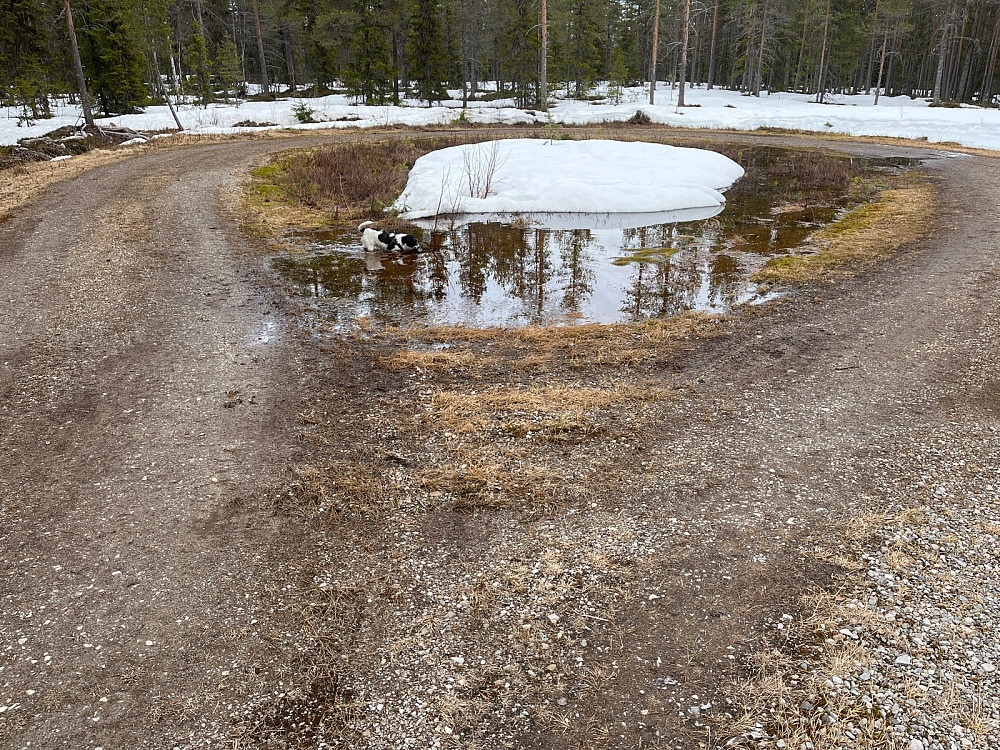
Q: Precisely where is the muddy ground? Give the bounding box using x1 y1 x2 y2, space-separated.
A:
0 130 996 749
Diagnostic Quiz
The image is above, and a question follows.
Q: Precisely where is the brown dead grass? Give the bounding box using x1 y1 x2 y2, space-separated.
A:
244 134 495 230
421 383 663 440
417 450 587 509
752 172 935 284
282 461 400 518
385 312 728 375
0 148 129 221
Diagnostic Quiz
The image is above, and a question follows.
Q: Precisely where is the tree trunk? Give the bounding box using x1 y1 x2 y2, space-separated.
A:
741 4 755 93
816 0 832 102
283 25 296 92
140 0 183 129
677 0 691 105
706 0 720 89
691 12 701 85
63 0 94 127
885 23 901 95
948 1 971 99
753 2 767 95
932 4 952 104
250 0 270 99
793 12 808 91
649 0 661 104
874 12 890 104
540 0 548 110
863 4 879 94
460 0 468 107
981 6 1000 105
154 51 184 130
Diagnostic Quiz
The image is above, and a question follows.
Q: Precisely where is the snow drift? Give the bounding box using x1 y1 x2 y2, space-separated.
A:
391 139 745 220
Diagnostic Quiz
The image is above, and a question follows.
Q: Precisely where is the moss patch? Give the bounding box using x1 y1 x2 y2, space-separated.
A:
752 172 935 284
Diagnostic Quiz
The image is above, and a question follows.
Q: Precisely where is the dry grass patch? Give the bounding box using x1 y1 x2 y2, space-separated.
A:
384 348 497 373
386 312 728 374
417 455 583 509
244 134 499 231
281 462 400 518
753 173 935 284
420 383 664 439
0 148 130 221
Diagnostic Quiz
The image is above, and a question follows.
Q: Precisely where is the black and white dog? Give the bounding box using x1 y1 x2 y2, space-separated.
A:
359 221 421 253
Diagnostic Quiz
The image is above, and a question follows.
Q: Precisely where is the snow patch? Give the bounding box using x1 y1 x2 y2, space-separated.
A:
392 139 744 220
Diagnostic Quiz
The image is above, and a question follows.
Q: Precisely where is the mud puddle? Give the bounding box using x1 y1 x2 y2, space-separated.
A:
273 148 918 329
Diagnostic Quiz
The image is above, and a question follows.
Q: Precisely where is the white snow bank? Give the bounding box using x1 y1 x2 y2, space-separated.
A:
7 85 1000 151
393 139 744 219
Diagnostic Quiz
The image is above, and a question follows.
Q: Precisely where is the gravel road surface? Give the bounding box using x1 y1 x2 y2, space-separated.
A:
1 133 998 749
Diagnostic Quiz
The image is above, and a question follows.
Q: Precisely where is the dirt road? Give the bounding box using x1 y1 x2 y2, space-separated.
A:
0 138 339 747
1 133 998 749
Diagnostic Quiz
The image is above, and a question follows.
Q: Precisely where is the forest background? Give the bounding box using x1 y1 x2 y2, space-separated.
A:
2 0 998 126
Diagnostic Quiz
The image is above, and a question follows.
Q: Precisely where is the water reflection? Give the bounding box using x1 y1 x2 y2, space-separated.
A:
273 149 917 329
276 218 783 328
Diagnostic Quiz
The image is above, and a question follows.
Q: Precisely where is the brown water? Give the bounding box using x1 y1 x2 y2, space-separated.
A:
273 148 917 329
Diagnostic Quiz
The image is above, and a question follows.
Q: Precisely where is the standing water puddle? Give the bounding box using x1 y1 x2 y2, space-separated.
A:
273 148 918 329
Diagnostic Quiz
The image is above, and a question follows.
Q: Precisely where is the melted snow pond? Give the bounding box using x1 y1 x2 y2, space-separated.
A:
274 146 916 329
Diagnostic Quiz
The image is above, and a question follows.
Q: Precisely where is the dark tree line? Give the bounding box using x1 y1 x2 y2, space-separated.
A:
3 0 1000 122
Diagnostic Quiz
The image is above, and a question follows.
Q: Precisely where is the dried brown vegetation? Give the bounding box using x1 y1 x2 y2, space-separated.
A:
248 133 496 226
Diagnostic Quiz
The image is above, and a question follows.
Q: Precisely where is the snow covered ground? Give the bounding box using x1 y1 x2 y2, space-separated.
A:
4 84 1000 150
393 138 744 221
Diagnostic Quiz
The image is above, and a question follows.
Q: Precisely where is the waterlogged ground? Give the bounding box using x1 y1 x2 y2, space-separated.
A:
273 147 918 329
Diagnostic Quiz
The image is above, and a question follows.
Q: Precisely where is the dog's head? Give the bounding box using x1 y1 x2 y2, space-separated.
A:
396 234 420 252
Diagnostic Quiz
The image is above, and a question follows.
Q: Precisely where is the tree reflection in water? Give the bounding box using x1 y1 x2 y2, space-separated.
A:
274 149 908 328
275 214 783 329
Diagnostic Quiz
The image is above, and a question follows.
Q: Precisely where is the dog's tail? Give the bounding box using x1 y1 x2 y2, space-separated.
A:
358 220 374 232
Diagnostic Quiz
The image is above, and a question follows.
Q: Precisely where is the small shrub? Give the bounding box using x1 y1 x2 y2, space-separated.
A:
291 100 317 124
541 114 571 142
263 135 491 218
627 109 652 125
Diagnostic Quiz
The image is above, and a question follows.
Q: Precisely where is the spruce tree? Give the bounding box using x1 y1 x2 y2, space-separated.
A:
213 32 244 100
567 0 604 97
185 20 212 104
407 0 449 105
343 0 395 103
0 0 56 120
78 0 147 115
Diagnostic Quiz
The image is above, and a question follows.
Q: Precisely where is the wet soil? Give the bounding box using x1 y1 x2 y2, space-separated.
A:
0 128 995 749
273 148 915 328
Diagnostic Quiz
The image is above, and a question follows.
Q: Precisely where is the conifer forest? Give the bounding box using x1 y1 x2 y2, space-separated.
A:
2 0 999 119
